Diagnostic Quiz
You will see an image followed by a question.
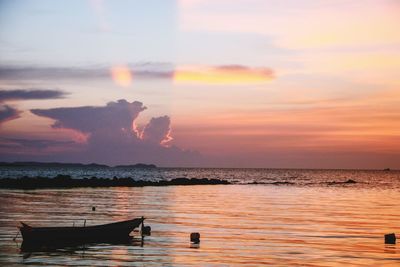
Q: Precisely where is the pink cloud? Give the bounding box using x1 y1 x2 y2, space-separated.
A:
174 64 274 84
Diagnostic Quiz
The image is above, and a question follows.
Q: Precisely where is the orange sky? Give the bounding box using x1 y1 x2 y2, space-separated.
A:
0 0 399 168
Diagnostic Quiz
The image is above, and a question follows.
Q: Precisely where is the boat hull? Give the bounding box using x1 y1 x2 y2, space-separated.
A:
19 218 144 245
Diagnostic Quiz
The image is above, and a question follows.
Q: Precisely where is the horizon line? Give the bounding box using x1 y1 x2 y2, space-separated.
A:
0 161 396 172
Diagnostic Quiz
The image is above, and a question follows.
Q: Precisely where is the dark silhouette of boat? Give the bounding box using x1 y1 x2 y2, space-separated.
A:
18 217 145 246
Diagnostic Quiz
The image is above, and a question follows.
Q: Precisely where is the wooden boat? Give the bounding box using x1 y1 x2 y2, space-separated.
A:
19 217 145 245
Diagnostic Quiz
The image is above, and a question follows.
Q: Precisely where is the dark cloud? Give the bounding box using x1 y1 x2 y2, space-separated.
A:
0 64 173 81
32 99 146 133
0 88 67 125
0 89 66 102
0 104 21 124
141 116 172 144
0 64 275 82
27 99 202 166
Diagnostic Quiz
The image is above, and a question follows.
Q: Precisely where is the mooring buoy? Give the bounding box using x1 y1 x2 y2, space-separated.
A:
142 225 151 235
190 232 200 243
385 233 396 244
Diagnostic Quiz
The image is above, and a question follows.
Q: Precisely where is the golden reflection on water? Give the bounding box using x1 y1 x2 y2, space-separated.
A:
0 185 399 266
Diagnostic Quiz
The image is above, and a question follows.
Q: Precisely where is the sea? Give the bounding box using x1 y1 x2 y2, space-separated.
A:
0 167 399 266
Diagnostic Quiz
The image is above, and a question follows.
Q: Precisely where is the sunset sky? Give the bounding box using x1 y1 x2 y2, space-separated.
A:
0 0 399 168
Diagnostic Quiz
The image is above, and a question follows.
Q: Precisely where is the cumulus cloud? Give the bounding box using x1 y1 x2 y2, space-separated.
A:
141 116 173 145
26 99 202 166
32 100 146 134
0 89 66 102
0 104 21 124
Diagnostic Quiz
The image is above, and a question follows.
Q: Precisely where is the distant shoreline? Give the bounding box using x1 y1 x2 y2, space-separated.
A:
0 162 157 169
0 175 230 189
0 161 396 171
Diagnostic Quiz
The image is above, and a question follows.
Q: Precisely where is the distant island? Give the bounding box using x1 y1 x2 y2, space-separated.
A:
114 163 157 169
0 162 157 169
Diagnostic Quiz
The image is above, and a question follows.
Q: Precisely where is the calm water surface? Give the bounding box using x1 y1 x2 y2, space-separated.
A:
0 169 400 266
1 167 400 187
